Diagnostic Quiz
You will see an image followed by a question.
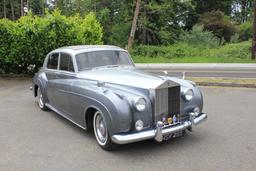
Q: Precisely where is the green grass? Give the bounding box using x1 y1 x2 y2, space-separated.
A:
132 56 256 63
132 41 256 63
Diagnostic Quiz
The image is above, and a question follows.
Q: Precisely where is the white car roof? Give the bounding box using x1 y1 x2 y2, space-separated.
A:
51 45 126 55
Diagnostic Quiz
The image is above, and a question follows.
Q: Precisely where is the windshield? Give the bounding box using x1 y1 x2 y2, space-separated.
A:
76 50 134 71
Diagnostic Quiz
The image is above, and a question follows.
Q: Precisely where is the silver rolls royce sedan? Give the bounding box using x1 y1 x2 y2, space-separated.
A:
31 45 207 150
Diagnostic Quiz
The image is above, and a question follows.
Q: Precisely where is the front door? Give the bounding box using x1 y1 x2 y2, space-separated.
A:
45 53 60 108
53 53 76 116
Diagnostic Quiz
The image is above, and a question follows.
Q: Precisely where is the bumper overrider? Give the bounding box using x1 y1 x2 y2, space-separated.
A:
111 113 207 144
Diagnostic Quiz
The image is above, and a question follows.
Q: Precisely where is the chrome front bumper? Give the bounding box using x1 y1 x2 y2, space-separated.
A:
111 113 207 144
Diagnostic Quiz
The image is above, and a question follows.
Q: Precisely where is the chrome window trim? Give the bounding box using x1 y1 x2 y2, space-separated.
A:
59 52 76 73
56 70 77 76
45 52 60 70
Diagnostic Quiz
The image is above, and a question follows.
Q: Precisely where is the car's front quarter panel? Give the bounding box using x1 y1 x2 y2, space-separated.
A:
104 85 153 132
181 85 203 114
66 80 136 135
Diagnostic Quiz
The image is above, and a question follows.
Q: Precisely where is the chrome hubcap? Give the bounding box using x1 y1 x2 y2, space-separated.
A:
94 111 107 145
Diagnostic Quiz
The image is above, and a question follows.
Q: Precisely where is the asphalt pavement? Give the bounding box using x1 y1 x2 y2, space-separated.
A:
0 78 256 171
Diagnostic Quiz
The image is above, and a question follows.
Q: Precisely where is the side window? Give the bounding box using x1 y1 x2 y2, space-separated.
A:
59 53 74 72
47 53 59 69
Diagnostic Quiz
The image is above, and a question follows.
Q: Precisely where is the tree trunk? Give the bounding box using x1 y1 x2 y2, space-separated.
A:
94 0 97 14
42 0 45 16
241 0 247 23
142 2 147 44
21 0 24 16
252 0 256 60
3 0 7 18
10 1 15 20
127 0 141 52
27 0 30 12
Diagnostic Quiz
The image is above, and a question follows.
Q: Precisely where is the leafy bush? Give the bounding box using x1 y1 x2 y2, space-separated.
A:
0 19 16 74
178 25 221 48
198 10 237 42
0 10 103 74
238 21 253 41
133 43 203 59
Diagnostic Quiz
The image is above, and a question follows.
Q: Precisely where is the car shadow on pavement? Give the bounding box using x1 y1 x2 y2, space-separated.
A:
112 133 204 154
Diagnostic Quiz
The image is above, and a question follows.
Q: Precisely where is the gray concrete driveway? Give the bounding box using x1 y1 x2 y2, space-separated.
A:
0 78 256 171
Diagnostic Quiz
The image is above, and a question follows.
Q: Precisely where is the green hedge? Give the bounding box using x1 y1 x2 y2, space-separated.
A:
0 10 103 74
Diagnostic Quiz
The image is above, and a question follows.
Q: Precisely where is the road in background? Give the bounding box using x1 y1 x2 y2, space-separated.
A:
0 78 256 170
136 63 256 78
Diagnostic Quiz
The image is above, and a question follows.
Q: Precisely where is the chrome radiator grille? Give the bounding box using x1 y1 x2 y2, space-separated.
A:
154 86 180 122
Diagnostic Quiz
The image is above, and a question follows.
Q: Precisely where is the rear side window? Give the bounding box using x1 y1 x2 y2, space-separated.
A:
59 53 74 72
47 53 59 69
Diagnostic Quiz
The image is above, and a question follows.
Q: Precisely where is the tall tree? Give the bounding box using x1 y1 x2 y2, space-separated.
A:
186 0 233 28
252 0 256 60
10 0 15 20
194 0 233 15
136 0 195 45
30 0 44 15
20 0 24 16
127 0 141 51
231 0 253 23
3 0 7 18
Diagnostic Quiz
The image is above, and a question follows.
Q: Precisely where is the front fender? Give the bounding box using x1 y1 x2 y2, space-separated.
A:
165 77 204 114
72 80 133 136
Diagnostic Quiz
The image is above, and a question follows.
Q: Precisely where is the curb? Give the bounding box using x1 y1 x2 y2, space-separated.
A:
0 74 31 78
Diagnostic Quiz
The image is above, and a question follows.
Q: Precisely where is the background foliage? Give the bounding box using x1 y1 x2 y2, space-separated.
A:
132 41 252 63
0 0 255 75
0 10 103 74
1 0 254 46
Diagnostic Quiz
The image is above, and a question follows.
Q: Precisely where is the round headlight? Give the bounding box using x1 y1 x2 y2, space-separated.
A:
184 89 194 101
134 97 146 111
135 120 144 131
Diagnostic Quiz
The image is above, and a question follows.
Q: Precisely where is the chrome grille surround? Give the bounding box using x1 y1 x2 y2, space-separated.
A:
153 81 181 123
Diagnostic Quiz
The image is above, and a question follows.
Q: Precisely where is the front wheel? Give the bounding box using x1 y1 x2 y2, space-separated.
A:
37 87 48 111
93 111 116 151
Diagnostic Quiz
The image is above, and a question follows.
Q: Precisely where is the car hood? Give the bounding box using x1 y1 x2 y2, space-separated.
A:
77 67 178 89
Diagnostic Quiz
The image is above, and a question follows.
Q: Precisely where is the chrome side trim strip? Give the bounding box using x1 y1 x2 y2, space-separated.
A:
45 103 86 130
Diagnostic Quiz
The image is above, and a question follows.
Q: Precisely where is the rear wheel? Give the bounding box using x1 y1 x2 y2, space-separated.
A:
37 87 48 111
93 110 116 151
